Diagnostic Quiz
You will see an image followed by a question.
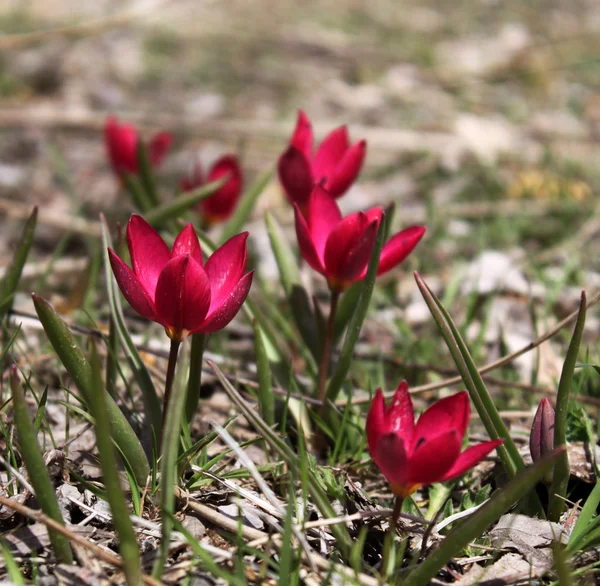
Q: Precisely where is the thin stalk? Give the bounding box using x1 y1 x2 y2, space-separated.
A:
10 366 73 564
317 292 340 405
184 333 206 425
105 315 118 398
152 341 187 578
162 339 181 428
382 497 403 576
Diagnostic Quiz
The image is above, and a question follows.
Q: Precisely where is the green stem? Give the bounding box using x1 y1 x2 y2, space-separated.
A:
382 497 403 577
10 367 73 564
314 292 340 452
153 341 187 578
318 292 340 407
162 339 181 428
184 333 206 425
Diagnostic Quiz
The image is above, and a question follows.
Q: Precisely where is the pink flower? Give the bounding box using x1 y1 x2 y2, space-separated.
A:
108 215 253 341
104 116 172 177
367 382 503 498
294 186 425 292
278 110 366 207
181 155 243 224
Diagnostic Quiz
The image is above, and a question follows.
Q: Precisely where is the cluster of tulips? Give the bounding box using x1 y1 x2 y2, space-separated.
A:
104 111 510 503
5 109 572 584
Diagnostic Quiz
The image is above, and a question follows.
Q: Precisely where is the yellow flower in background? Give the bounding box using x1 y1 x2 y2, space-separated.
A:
508 169 591 201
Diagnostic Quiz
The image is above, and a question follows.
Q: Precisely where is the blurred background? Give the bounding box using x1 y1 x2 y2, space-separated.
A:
0 0 599 322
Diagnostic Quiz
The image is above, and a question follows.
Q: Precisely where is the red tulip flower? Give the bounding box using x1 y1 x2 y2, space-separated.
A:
105 116 172 177
367 382 503 498
108 215 253 341
295 186 426 292
278 110 366 208
181 155 243 224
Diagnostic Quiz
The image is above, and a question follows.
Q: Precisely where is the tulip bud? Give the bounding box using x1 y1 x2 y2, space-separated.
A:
530 398 555 463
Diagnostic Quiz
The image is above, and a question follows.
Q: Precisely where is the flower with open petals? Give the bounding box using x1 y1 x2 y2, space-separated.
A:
108 215 253 341
181 155 243 224
295 186 425 292
105 116 172 178
367 382 503 498
278 110 366 208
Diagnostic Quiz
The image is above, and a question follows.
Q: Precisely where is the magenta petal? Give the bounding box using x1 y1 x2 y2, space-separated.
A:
172 224 203 266
406 429 461 486
294 204 325 274
290 110 313 160
108 249 158 322
201 155 243 220
196 270 254 334
412 391 470 452
385 381 416 448
204 232 248 313
366 389 386 456
441 440 503 482
105 116 137 175
126 215 171 300
154 256 211 335
149 131 172 168
326 139 366 197
313 126 350 181
277 146 313 207
377 225 426 276
305 186 342 260
372 432 410 488
323 212 377 282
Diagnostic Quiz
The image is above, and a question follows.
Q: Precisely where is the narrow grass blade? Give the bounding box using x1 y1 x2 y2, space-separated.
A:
253 320 274 427
414 272 522 477
404 448 565 586
209 360 353 560
32 294 150 488
152 343 187 578
221 169 272 242
325 216 386 405
184 333 206 424
265 211 318 359
33 386 48 434
549 291 586 522
568 479 600 551
144 178 226 226
0 540 25 585
136 141 160 208
0 207 37 320
100 216 162 438
333 281 361 343
87 342 141 586
10 366 73 564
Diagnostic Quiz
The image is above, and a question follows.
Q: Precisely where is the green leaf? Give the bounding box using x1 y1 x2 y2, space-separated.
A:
404 448 565 586
100 215 162 439
0 207 37 321
414 272 523 477
10 367 73 564
144 177 226 226
549 291 586 522
87 342 141 586
32 293 150 488
122 173 153 213
568 479 600 552
221 168 273 242
0 539 25 585
325 216 386 405
184 332 206 425
254 320 274 427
